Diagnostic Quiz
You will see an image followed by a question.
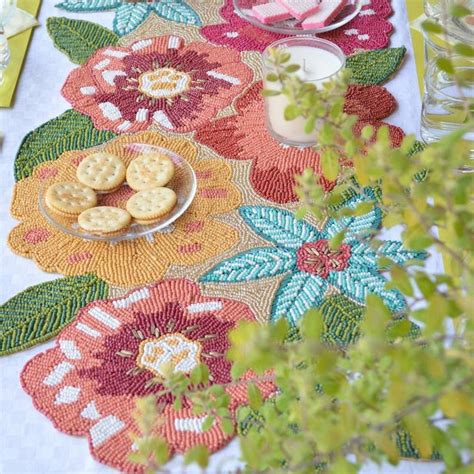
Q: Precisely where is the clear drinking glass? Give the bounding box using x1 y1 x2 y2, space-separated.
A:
0 0 16 85
423 1 474 64
421 56 474 171
424 0 473 16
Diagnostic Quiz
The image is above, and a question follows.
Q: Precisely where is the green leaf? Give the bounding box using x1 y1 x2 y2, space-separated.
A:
47 17 119 64
346 48 407 85
184 445 210 468
201 415 214 432
247 383 263 411
0 274 108 356
221 417 235 435
15 110 116 181
436 57 454 74
421 19 443 34
451 4 471 17
453 43 474 57
284 104 300 121
113 4 152 36
285 64 301 73
321 149 340 181
266 73 278 82
261 89 281 97
403 414 433 459
300 309 323 340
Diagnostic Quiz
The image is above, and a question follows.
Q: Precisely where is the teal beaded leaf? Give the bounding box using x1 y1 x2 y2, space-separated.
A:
47 17 119 64
55 0 122 11
113 3 151 36
151 0 202 26
239 206 317 249
15 110 116 181
379 241 427 266
346 47 407 85
200 247 296 283
0 274 108 356
270 273 328 326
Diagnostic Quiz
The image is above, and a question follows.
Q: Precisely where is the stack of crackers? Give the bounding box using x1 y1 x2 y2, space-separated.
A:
45 151 177 235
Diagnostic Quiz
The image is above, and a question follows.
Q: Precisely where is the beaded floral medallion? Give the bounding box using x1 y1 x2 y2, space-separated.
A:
62 35 252 134
21 279 275 472
9 132 241 286
196 81 403 204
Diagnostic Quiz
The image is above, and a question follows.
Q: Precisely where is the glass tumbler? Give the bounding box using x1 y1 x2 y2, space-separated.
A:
421 56 474 171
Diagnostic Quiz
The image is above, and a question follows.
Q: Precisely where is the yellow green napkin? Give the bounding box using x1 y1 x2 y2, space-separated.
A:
6 8 39 39
0 0 42 108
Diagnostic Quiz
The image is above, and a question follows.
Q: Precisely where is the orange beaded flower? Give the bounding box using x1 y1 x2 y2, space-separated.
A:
21 279 275 473
9 132 241 287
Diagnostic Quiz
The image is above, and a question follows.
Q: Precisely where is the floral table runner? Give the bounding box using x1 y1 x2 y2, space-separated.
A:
0 1 432 472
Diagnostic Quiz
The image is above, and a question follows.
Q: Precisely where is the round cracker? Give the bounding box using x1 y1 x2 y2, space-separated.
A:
45 182 97 216
77 152 126 191
78 206 132 234
126 153 175 191
126 187 177 220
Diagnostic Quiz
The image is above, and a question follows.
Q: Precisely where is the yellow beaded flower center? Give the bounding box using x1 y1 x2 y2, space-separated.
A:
138 68 191 99
136 334 201 378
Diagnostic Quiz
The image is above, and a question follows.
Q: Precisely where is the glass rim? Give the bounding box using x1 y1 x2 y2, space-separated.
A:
262 36 346 82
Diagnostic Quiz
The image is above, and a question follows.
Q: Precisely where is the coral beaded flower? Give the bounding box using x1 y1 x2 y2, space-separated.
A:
9 132 241 287
61 35 252 134
21 279 274 473
200 0 393 55
201 194 426 325
196 82 403 204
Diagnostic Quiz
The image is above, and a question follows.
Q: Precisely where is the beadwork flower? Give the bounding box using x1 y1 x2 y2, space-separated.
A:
9 132 242 287
200 0 392 55
201 195 426 325
21 279 274 473
61 35 252 134
196 82 403 204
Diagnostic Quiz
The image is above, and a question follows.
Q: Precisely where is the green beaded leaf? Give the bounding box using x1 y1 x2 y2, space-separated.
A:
346 47 407 85
0 274 108 356
321 295 420 346
15 110 116 181
46 17 119 64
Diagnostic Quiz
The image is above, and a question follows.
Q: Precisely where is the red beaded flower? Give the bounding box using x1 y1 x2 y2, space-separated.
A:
21 280 275 473
196 82 403 204
61 35 252 134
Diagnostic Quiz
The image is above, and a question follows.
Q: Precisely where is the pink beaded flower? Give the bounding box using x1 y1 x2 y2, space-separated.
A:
21 279 275 473
201 0 393 55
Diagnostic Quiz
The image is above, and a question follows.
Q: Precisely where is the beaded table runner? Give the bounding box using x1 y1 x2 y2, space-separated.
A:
1 1 432 471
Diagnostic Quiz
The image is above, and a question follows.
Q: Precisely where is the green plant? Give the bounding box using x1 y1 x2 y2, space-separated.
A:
130 3 474 473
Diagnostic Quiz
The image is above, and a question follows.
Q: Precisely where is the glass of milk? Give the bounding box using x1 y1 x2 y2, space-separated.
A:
262 36 345 147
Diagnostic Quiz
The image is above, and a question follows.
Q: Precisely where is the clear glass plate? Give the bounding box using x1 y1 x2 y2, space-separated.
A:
39 143 197 242
233 0 362 35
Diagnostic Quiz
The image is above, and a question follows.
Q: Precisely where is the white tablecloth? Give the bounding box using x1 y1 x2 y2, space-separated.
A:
0 1 445 473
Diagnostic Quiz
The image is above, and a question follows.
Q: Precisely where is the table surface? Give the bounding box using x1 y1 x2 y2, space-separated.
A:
0 1 446 473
